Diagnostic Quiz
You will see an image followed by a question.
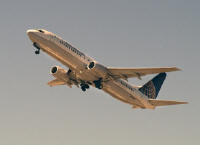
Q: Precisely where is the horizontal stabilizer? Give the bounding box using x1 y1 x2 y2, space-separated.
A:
47 79 72 88
108 67 180 80
149 99 188 107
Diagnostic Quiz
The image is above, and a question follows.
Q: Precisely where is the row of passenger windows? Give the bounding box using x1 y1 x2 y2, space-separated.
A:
51 35 85 59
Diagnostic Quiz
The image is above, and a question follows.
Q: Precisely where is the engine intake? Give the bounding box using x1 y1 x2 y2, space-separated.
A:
51 66 58 74
50 66 67 78
88 62 95 69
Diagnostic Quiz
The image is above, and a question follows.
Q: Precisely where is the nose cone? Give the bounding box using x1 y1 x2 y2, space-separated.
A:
26 29 36 37
27 29 39 42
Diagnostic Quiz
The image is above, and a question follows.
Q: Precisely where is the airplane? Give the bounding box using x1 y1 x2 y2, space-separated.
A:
26 29 187 109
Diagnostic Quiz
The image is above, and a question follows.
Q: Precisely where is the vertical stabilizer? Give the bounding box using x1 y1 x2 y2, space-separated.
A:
139 73 166 99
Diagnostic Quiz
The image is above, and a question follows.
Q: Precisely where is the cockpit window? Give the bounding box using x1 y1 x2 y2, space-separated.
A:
38 29 44 33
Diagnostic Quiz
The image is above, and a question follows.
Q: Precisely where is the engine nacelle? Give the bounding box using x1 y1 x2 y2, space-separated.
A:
50 66 71 82
88 62 108 78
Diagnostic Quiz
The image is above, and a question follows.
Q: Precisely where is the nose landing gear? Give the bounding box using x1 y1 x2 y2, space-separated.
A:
35 50 40 54
33 42 40 55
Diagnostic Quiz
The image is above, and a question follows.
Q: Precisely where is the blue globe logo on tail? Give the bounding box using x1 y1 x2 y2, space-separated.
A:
139 73 167 99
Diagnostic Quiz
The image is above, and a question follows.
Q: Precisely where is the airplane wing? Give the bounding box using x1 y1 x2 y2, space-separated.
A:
148 99 188 107
107 67 180 80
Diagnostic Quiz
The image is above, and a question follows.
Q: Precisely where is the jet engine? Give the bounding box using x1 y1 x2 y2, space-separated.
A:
87 61 108 78
48 66 79 88
50 66 70 82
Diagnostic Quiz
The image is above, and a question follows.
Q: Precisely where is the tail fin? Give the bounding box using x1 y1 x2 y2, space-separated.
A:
139 73 166 99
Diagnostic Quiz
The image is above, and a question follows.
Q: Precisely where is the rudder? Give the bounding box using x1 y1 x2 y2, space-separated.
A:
139 73 166 99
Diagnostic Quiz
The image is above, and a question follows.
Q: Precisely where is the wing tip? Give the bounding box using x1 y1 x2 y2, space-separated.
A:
178 101 188 104
167 67 182 72
174 67 182 71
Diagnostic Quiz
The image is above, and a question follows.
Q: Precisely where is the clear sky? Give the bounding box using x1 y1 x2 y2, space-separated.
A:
0 0 199 145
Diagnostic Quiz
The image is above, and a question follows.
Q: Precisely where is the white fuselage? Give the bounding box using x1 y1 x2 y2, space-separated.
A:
27 29 155 109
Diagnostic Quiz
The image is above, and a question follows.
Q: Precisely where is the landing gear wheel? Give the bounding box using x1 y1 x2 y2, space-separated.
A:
35 50 40 54
93 78 103 89
80 83 89 92
85 84 89 89
98 84 103 89
81 86 86 92
33 42 40 55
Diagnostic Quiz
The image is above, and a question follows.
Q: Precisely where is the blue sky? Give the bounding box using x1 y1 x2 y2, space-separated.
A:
0 0 199 145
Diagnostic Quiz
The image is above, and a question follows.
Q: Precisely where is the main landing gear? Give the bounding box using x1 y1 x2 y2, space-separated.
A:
80 78 103 92
80 83 90 92
93 78 103 89
33 42 40 55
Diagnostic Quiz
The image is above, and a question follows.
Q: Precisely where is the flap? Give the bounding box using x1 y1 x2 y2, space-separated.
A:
107 67 180 80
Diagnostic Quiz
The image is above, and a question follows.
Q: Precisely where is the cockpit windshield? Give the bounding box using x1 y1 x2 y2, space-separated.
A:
38 29 44 33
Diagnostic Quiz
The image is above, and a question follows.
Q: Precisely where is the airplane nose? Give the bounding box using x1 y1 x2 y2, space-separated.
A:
26 29 35 36
26 29 39 42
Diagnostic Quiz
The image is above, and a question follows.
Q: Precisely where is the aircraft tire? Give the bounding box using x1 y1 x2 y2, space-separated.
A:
35 50 40 54
81 86 86 92
85 84 89 89
98 84 103 89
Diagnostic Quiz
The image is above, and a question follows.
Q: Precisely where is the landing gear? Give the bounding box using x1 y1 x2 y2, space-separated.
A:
35 50 40 54
80 83 90 92
93 78 103 89
33 42 40 55
81 86 86 91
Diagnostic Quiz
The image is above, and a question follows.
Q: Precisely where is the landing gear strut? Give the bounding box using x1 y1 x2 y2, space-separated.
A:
80 83 90 92
33 42 40 55
93 78 103 89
